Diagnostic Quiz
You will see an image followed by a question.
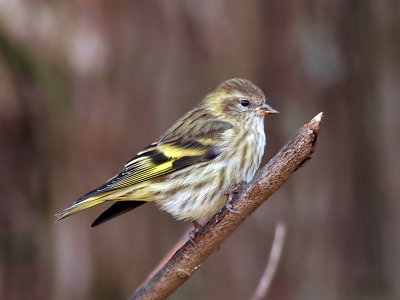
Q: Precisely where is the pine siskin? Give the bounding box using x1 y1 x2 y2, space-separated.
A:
56 78 278 227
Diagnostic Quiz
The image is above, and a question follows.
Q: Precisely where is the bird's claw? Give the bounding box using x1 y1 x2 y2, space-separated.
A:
224 181 247 214
189 220 202 245
225 201 238 213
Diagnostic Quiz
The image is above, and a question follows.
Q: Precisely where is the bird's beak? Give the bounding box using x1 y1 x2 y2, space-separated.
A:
256 103 279 116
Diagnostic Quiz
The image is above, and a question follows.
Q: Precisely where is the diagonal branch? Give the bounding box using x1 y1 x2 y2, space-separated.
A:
130 112 323 300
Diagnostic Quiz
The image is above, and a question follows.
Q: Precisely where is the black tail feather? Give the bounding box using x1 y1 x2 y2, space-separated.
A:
91 201 146 227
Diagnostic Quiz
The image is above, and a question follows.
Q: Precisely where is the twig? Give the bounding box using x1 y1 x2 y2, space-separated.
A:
130 112 323 300
249 222 287 300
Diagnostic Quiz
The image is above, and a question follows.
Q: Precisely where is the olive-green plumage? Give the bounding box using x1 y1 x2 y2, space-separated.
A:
56 78 278 227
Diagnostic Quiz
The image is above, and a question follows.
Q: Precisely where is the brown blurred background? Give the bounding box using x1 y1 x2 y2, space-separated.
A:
1 1 399 299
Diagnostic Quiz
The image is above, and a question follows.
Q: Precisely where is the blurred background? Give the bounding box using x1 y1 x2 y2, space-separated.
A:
1 0 399 299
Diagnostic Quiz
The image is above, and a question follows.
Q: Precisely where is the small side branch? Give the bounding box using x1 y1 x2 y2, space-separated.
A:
250 222 287 300
130 112 323 300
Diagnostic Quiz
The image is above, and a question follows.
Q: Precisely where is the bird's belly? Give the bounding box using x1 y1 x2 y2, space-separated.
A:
150 144 263 221
150 161 227 220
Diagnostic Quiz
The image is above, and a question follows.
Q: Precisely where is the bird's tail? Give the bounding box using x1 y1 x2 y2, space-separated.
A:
55 192 112 221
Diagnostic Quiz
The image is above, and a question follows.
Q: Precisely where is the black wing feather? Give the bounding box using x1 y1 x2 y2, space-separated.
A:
91 201 146 227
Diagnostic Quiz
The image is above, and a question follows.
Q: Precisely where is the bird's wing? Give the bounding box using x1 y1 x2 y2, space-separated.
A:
74 119 233 203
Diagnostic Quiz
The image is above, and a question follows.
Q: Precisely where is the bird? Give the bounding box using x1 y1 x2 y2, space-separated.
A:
55 78 278 227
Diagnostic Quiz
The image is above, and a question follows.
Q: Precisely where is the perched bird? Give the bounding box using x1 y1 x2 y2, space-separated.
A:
56 78 278 227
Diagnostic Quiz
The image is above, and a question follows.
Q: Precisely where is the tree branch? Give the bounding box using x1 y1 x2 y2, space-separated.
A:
130 112 323 300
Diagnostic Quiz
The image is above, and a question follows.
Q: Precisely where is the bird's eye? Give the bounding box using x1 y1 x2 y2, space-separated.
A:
240 100 250 107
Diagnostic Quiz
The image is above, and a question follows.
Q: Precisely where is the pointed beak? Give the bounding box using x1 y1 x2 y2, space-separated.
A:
256 103 279 116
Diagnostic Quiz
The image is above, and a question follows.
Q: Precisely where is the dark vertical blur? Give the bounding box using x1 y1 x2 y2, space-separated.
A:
0 1 399 299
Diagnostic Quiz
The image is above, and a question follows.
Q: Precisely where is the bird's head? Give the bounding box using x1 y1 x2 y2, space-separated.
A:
203 78 278 125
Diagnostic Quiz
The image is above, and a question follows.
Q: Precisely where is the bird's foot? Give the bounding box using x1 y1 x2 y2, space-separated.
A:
188 220 203 245
224 181 247 213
